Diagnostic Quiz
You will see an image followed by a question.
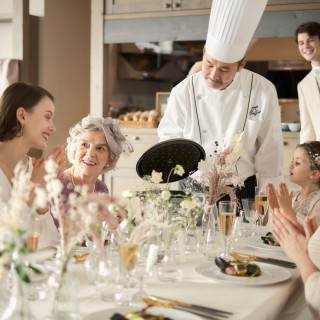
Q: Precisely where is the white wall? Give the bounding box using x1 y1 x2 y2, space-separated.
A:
38 0 90 153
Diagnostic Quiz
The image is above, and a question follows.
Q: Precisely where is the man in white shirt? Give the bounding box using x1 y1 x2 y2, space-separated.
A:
295 22 320 143
158 0 283 202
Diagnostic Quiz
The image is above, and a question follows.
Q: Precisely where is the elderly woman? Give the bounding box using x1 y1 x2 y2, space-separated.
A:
58 115 133 207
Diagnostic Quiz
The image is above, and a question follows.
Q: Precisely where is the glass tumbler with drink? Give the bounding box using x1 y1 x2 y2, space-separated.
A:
255 186 269 229
218 201 237 259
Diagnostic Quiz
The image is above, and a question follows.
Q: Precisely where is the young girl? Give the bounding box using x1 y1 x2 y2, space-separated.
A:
269 141 320 224
0 82 66 248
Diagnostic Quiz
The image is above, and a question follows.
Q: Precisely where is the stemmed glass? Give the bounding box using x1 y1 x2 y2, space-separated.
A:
118 242 139 306
255 186 269 230
131 243 158 305
218 201 236 259
241 198 258 236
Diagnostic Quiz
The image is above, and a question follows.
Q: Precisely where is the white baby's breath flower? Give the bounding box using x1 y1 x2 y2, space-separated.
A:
174 165 185 176
46 179 63 197
180 199 197 210
34 187 47 208
88 202 99 213
108 204 118 216
122 190 134 198
151 170 163 184
161 190 171 201
84 215 94 228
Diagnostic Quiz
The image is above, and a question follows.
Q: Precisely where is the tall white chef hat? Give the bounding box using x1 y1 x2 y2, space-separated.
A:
205 0 267 63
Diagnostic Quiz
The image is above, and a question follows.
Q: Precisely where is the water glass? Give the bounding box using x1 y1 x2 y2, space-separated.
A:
241 198 258 236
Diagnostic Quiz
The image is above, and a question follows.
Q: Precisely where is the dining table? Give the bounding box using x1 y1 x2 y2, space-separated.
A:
29 227 314 320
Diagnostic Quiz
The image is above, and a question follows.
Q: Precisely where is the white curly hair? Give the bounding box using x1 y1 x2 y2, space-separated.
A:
66 115 133 173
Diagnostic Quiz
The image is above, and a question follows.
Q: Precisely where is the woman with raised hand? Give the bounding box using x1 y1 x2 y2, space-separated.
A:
0 82 66 248
273 209 320 319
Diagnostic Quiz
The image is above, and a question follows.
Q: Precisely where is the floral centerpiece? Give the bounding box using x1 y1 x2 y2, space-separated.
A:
0 162 46 320
41 158 126 318
198 132 245 206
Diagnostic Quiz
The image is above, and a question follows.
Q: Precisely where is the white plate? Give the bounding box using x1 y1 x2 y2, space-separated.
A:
246 236 283 253
195 262 291 286
81 306 202 320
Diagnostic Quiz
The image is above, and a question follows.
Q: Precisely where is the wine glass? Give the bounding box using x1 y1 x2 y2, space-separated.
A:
255 186 269 229
118 242 139 306
131 243 158 305
241 198 258 236
218 201 236 259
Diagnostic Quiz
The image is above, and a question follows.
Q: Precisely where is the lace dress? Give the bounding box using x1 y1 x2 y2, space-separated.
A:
292 190 320 225
305 227 320 319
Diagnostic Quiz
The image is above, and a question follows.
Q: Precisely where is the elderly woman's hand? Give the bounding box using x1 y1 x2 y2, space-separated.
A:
272 208 308 263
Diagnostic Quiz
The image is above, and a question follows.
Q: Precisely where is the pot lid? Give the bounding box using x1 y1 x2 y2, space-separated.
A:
136 138 206 183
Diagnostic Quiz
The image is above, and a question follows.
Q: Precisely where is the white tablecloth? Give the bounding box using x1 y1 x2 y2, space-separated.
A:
30 238 313 320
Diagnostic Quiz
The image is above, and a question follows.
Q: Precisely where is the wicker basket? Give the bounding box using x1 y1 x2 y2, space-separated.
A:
118 119 159 128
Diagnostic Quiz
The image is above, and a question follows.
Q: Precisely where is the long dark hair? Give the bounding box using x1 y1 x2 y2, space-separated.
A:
0 82 54 142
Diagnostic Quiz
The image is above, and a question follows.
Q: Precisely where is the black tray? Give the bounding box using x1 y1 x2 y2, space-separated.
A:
136 138 206 183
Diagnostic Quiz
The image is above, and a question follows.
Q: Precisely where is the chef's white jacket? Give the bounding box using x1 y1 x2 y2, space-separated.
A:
158 69 283 187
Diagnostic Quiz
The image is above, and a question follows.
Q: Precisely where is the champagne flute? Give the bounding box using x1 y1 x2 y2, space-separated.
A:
27 216 40 251
255 186 269 229
218 201 236 259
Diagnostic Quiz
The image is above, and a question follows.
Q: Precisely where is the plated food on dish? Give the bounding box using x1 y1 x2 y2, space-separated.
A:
111 307 172 320
246 235 283 253
261 232 280 246
196 261 291 286
215 257 261 278
82 306 202 320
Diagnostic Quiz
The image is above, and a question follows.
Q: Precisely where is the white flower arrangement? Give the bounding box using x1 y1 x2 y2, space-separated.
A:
198 132 245 205
0 161 43 283
121 164 204 245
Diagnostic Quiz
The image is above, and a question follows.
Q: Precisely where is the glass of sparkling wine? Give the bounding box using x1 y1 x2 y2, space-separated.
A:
255 186 269 228
218 201 237 259
27 216 40 251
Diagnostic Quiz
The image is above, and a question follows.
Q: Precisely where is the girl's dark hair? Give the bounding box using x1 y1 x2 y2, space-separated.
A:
0 82 54 142
298 141 320 186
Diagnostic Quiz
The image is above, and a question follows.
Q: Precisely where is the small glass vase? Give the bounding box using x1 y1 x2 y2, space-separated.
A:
185 222 201 253
48 249 80 320
202 203 222 260
156 244 182 282
0 263 38 320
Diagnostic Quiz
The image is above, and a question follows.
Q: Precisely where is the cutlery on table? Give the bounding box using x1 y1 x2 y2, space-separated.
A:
230 252 296 269
142 295 232 320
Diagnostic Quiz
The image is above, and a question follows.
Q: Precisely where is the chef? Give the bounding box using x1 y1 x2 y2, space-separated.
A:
158 0 283 201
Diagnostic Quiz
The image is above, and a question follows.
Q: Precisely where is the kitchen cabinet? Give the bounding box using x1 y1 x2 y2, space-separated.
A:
105 0 212 15
104 127 179 197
